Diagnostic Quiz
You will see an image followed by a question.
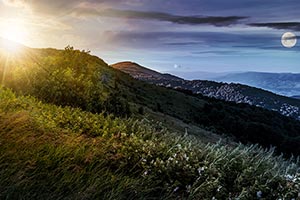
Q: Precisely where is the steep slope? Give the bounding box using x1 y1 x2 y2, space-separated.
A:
112 62 300 120
1 88 300 199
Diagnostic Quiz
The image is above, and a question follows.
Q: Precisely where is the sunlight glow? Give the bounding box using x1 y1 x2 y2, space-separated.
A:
1 40 21 54
0 20 28 54
1 21 27 44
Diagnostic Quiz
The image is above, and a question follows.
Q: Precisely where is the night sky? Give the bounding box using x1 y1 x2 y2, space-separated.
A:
0 0 299 73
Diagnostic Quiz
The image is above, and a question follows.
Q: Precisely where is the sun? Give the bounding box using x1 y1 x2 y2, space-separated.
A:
0 20 28 53
1 21 27 44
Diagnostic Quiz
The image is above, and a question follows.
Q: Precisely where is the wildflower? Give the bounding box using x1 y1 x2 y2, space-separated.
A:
121 132 127 137
143 170 148 176
198 167 205 175
256 191 262 199
173 187 179 192
186 185 191 193
183 153 189 161
212 197 216 200
285 174 294 181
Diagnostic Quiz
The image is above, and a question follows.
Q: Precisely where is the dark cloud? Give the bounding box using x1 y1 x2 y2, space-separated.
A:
164 42 202 46
104 31 282 54
249 22 300 31
73 8 247 26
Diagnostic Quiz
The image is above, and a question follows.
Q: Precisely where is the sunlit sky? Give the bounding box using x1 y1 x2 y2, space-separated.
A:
0 0 299 73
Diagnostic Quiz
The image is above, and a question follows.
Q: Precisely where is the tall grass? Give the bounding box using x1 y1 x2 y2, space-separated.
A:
0 88 300 199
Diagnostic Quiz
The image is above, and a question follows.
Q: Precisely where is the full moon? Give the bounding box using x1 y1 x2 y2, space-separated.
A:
281 32 297 48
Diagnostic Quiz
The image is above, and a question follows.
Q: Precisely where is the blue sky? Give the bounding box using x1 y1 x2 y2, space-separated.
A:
0 0 299 73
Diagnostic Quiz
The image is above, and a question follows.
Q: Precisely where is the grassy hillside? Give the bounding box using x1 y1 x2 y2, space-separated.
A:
2 46 300 157
112 66 300 156
1 88 300 199
112 62 300 120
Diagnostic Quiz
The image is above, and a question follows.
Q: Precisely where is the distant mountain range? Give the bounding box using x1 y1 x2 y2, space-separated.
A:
112 62 300 120
168 70 300 97
292 96 300 99
214 72 300 97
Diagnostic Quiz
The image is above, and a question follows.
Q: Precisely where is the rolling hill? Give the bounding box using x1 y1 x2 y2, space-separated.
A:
166 70 300 98
1 44 300 198
1 44 300 155
214 71 300 97
112 62 300 120
292 95 300 100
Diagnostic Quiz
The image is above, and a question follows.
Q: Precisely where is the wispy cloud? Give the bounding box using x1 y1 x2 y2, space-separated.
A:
73 8 247 26
249 22 300 31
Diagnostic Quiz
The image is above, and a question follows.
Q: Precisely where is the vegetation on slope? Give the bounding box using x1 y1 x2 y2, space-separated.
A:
1 88 300 199
1 46 131 117
194 93 300 156
112 61 300 156
2 46 300 157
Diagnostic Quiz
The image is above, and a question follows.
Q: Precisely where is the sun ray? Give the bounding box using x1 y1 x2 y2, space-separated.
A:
1 20 27 43
0 19 28 54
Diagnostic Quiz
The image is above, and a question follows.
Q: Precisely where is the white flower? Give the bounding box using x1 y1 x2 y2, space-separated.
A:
186 185 191 192
198 167 205 175
256 191 262 198
285 174 294 181
183 153 189 161
168 157 174 161
173 187 179 192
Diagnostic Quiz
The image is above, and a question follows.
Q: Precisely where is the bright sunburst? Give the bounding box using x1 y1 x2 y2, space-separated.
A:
0 20 28 53
1 21 27 44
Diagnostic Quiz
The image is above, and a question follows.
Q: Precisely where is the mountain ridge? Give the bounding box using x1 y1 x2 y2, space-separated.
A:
113 61 183 81
2 46 300 199
2 45 300 156
112 62 300 120
213 71 300 97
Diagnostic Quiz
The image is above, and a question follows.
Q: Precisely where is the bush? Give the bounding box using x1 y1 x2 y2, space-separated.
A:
0 88 299 199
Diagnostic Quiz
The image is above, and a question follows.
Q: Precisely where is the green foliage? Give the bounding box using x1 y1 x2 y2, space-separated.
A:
2 46 300 156
2 46 131 117
1 46 300 198
0 88 300 199
138 106 144 115
193 94 300 156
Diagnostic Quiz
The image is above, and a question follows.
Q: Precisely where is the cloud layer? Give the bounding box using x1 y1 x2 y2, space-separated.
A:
1 0 300 73
73 8 247 26
249 22 300 31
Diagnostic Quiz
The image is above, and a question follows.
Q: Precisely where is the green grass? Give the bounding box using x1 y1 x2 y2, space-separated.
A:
1 88 300 199
3 46 300 157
